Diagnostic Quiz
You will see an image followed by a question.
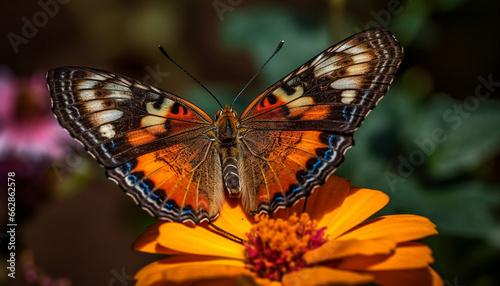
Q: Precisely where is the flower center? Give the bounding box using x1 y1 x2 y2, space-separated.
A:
243 213 326 281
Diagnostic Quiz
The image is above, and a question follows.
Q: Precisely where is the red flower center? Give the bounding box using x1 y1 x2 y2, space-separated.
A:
243 213 327 281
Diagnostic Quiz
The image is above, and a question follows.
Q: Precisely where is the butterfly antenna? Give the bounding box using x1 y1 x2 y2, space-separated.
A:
231 40 284 108
158 45 223 109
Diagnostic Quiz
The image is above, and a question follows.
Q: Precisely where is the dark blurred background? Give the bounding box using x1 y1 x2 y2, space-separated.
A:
1 0 499 285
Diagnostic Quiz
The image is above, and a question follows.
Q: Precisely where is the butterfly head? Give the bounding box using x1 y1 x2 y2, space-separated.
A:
215 105 239 142
215 104 238 119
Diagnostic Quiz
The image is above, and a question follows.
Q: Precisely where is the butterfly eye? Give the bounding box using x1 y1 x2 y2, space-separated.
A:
215 109 222 119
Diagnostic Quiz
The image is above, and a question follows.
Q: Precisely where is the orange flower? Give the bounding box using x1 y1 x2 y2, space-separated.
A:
133 176 443 285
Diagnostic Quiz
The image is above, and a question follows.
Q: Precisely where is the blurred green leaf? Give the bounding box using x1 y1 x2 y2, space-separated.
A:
429 99 500 178
435 0 469 11
220 6 329 86
392 0 433 45
389 178 500 238
185 84 237 115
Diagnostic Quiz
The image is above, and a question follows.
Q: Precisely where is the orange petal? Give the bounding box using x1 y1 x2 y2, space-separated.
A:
321 188 389 238
274 175 351 221
133 221 186 255
281 266 374 286
253 277 283 286
305 175 352 221
371 266 444 286
430 267 445 286
209 200 253 239
132 221 162 253
338 214 438 243
337 242 434 271
157 223 245 259
303 238 396 264
135 256 250 286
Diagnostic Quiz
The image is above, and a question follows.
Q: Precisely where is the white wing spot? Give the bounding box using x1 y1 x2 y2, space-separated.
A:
341 90 357 104
78 81 97 90
84 100 105 112
345 63 371 76
141 98 175 127
273 86 304 102
313 55 343 77
104 83 133 93
351 53 373 64
287 96 314 110
345 45 368 55
331 77 362 89
99 124 116 139
79 90 98 101
90 109 123 125
106 90 132 100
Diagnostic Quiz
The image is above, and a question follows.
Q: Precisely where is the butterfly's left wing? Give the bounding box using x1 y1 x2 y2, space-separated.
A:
48 67 223 223
238 27 403 214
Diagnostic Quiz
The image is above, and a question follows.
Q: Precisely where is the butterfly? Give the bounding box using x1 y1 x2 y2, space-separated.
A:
47 27 403 224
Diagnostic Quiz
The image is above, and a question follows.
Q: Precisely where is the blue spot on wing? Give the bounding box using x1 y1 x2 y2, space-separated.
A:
311 159 324 174
342 106 349 120
328 135 340 148
162 200 181 212
324 149 333 161
127 174 137 184
291 186 302 194
119 162 133 176
139 181 151 195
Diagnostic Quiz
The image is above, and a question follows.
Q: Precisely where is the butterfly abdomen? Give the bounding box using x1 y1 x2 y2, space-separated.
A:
221 146 241 197
216 105 242 198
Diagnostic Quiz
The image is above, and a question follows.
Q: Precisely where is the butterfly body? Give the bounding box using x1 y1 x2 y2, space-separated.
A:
215 105 242 198
47 27 403 224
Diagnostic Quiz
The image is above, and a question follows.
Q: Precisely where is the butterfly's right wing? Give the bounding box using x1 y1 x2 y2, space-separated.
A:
237 27 403 214
48 67 223 223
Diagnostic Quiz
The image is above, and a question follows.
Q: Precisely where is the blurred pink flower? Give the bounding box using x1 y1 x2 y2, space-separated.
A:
0 66 74 162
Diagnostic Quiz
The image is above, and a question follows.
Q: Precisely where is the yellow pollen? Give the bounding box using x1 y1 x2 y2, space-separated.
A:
244 213 327 281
